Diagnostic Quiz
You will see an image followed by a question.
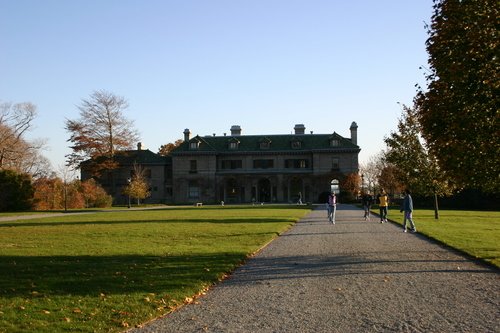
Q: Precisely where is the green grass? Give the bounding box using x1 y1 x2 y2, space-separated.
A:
0 205 310 333
376 207 500 268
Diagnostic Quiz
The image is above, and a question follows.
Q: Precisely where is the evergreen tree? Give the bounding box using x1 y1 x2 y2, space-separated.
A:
0 169 34 211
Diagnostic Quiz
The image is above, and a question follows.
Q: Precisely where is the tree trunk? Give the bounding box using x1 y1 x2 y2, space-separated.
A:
434 192 439 220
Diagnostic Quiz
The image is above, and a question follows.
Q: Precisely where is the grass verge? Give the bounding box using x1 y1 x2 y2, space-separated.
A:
0 205 310 332
375 207 500 268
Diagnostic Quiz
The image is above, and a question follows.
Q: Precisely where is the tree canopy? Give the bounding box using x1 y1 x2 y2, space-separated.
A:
416 0 499 192
65 90 140 175
0 169 34 211
384 104 455 198
122 163 150 205
158 139 183 156
0 101 49 177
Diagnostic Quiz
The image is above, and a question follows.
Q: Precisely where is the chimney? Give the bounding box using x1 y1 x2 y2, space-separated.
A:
183 128 191 141
350 121 358 145
137 142 142 150
230 125 241 136
294 124 305 135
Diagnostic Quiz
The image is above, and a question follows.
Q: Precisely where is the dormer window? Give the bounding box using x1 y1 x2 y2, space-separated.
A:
259 138 272 150
189 140 200 150
291 140 302 149
228 138 240 150
330 139 340 147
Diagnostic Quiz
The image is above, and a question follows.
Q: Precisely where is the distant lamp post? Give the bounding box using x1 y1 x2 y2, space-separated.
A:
127 178 131 208
361 174 365 192
63 178 68 212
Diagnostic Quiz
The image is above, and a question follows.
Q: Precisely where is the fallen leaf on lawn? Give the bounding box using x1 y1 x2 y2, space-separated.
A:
42 310 50 314
62 317 71 322
19 306 25 310
73 308 82 313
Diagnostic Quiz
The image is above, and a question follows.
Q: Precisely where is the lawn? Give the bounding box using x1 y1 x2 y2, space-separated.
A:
0 205 310 333
378 207 500 268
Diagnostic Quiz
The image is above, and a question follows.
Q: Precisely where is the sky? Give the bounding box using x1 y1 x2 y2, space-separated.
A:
0 0 434 171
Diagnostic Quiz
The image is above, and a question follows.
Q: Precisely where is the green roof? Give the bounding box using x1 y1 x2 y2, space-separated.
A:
113 149 170 165
81 149 170 166
171 133 360 155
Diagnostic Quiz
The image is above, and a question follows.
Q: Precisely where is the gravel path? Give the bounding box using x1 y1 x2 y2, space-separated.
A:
131 204 499 333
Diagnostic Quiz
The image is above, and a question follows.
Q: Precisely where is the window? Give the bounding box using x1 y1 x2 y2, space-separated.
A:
166 187 173 196
221 160 243 169
259 138 271 149
330 139 340 147
188 181 200 199
144 169 152 179
332 157 340 170
228 138 240 150
189 141 199 149
291 140 302 149
285 159 309 168
253 159 274 169
190 160 197 173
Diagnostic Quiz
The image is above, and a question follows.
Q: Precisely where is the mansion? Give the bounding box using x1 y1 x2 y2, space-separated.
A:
81 122 360 205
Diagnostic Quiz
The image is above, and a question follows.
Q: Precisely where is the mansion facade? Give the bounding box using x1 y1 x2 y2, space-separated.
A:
81 122 360 205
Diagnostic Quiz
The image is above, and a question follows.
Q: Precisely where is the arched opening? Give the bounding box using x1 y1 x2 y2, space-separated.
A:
331 179 340 194
225 178 241 203
290 177 303 203
258 178 271 202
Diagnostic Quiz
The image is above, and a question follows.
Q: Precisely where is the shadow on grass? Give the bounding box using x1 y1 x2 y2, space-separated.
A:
0 253 246 298
0 217 297 228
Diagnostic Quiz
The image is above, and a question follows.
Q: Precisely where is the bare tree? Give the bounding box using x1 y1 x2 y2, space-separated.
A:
359 153 385 193
65 90 140 174
0 101 48 176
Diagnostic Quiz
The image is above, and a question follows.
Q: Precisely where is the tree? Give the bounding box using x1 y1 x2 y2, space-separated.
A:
0 101 48 176
32 176 110 210
65 90 140 175
340 172 361 202
0 169 34 211
79 178 112 208
415 0 499 193
122 163 150 206
378 164 405 198
158 139 183 156
384 104 455 219
359 153 385 194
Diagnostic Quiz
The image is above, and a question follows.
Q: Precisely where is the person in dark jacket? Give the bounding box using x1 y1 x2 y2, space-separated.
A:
400 189 417 233
361 192 373 221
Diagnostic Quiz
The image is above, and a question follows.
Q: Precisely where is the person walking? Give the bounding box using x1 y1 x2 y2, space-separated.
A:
297 192 303 205
377 189 389 223
400 189 417 233
361 192 373 221
327 192 337 224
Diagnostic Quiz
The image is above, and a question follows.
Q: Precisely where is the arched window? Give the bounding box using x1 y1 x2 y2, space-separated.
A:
331 179 340 194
